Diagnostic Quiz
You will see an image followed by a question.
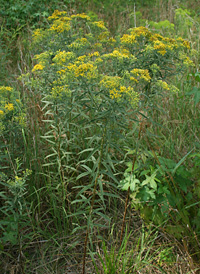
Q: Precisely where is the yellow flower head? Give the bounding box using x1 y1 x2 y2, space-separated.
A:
120 34 136 45
109 86 125 99
103 49 131 61
5 103 14 111
153 40 167 55
109 85 139 108
92 21 107 31
52 51 75 65
100 76 121 90
32 28 44 43
34 51 53 66
69 38 90 50
67 62 98 79
71 13 91 21
89 51 100 58
131 69 151 82
179 53 194 67
51 85 71 98
177 37 191 49
32 63 45 72
48 10 68 21
156 80 170 90
169 84 179 93
131 26 151 38
50 20 71 33
0 86 13 94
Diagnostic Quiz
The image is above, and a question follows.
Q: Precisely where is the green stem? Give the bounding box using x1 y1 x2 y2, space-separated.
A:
120 119 144 245
82 126 106 274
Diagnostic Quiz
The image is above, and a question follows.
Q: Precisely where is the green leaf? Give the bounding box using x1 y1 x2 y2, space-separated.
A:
141 172 158 190
187 87 200 105
172 149 194 176
119 174 140 192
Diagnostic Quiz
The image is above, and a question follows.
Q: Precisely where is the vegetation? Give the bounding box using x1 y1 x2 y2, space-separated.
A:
0 1 200 273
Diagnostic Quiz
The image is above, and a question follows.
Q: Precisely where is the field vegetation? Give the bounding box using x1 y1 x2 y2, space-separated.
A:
0 0 200 273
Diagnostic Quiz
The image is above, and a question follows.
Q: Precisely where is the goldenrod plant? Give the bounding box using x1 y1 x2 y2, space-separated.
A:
1 2 200 272
18 10 195 273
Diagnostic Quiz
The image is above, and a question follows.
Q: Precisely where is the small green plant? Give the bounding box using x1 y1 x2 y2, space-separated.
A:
0 163 32 245
91 232 132 274
0 160 32 272
119 149 200 259
91 225 173 273
149 20 175 36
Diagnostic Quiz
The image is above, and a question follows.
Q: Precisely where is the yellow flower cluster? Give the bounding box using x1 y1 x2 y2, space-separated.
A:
179 53 194 67
109 86 139 107
100 76 121 90
32 63 45 72
35 51 52 66
103 49 130 61
29 10 193 113
110 86 126 99
48 10 69 21
77 55 88 62
131 69 151 82
150 34 191 54
67 62 98 79
69 38 90 50
89 51 100 58
5 103 14 111
121 27 151 45
97 31 110 41
183 57 194 67
32 28 44 43
92 21 107 30
120 34 136 45
131 26 151 38
120 26 191 59
125 87 139 107
50 20 71 33
169 84 179 93
71 13 91 21
177 37 190 49
57 69 66 75
51 85 71 98
0 86 15 117
100 76 139 106
150 33 164 41
153 40 167 55
107 37 117 46
0 86 13 94
156 80 170 90
151 37 174 55
52 51 75 65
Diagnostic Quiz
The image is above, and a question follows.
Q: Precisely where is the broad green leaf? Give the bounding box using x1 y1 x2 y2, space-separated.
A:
141 172 157 190
187 87 200 105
